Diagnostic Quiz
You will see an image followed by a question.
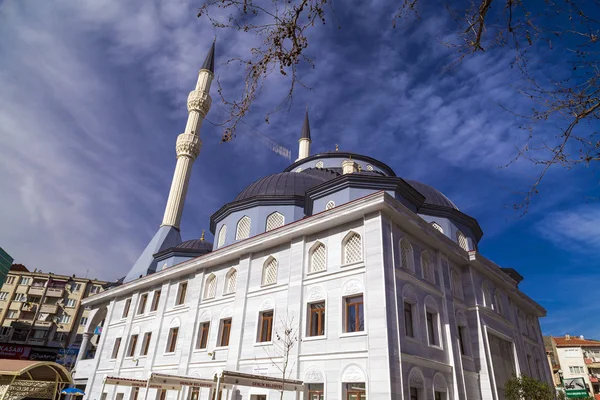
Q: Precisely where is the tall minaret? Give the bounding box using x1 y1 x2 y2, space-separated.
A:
296 109 311 161
162 40 215 229
123 42 215 283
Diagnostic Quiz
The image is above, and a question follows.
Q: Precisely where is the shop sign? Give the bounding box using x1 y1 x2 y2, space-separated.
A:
0 344 31 359
564 377 589 398
30 347 58 362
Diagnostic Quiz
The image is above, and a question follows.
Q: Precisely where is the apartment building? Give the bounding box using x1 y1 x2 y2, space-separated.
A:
546 335 600 399
0 263 109 367
0 247 13 287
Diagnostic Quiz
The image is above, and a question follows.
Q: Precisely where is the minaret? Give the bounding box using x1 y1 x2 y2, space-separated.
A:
162 40 215 229
296 109 311 161
123 42 215 283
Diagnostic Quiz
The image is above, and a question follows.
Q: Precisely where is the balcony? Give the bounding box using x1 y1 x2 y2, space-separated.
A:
21 303 37 312
28 286 45 296
591 374 599 383
40 304 58 314
8 302 22 311
34 320 53 328
45 288 64 297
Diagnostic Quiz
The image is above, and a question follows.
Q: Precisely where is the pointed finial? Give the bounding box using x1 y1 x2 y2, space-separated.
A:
300 108 311 141
201 40 216 73
200 230 205 241
335 144 339 151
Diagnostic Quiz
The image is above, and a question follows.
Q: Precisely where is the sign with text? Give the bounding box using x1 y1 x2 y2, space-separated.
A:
564 377 589 398
29 347 58 362
219 371 304 392
0 344 31 359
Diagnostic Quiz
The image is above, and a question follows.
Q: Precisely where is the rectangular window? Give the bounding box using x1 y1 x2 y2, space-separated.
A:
59 314 72 324
141 332 152 356
307 384 324 400
127 334 138 357
53 331 67 341
29 296 41 303
0 327 11 336
458 325 467 355
66 299 76 308
137 294 148 315
404 302 414 338
150 290 161 311
80 317 88 326
131 388 139 400
166 327 179 353
344 383 366 400
19 277 31 285
6 310 17 319
345 295 364 333
6 276 15 284
122 299 131 318
188 388 199 400
427 312 438 346
101 393 107 400
32 329 47 339
219 318 232 347
197 322 210 349
258 311 274 342
176 282 187 306
90 285 100 294
157 390 167 400
116 393 124 400
71 283 81 292
111 337 122 359
308 302 326 337
434 391 445 400
0 292 8 301
410 388 419 400
14 293 27 302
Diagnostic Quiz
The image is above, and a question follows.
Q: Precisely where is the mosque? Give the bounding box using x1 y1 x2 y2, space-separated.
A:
73 42 551 400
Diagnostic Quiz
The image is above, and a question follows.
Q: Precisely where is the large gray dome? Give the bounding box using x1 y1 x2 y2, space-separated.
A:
406 180 458 210
234 171 330 201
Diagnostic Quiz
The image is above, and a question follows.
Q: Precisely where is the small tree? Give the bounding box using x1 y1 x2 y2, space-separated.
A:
505 375 556 400
261 315 299 400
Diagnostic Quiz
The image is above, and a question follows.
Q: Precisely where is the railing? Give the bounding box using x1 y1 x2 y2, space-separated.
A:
21 303 37 312
45 288 64 297
28 286 45 296
40 304 58 314
34 320 53 328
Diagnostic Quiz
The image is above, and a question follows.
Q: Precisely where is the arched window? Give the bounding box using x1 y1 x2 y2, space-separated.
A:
407 367 425 400
204 274 217 299
399 238 415 272
431 222 444 233
309 242 326 273
420 251 434 283
343 232 362 265
262 257 278 286
495 290 504 315
325 201 335 210
224 269 237 294
457 230 469 251
482 283 494 310
265 212 284 232
236 216 251 240
217 225 227 248
451 269 463 299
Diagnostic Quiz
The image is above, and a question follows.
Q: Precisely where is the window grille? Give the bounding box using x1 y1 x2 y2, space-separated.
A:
204 275 217 299
262 258 278 286
400 238 414 271
431 222 444 233
343 233 362 264
315 161 324 168
265 212 284 231
310 243 326 273
225 269 237 294
217 225 227 248
236 216 251 240
421 251 433 283
325 201 335 210
366 164 374 171
457 230 468 251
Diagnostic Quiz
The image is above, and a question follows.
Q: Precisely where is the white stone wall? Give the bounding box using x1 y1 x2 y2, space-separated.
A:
80 202 549 400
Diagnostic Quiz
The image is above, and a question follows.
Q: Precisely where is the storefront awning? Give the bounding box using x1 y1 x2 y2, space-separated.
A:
148 373 215 390
218 370 304 392
104 376 148 388
0 359 72 383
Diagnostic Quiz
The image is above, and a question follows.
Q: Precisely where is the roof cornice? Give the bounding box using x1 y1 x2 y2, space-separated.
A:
418 203 484 241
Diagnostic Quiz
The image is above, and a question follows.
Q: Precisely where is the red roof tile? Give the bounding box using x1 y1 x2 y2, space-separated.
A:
554 336 600 347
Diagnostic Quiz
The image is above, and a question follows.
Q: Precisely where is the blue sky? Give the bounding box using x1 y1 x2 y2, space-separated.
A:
0 0 598 338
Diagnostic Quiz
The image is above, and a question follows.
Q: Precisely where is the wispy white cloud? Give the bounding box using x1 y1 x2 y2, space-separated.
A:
536 205 600 253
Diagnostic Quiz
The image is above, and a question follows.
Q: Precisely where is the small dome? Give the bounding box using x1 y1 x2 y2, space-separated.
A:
234 171 330 201
175 239 212 254
406 180 458 210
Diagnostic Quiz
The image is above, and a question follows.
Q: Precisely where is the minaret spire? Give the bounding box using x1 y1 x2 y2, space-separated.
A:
296 107 312 161
162 42 215 229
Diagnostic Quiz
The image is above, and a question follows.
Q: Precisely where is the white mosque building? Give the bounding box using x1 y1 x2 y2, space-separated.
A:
73 42 552 400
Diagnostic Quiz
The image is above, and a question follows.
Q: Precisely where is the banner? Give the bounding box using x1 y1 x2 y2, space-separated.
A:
0 344 30 359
